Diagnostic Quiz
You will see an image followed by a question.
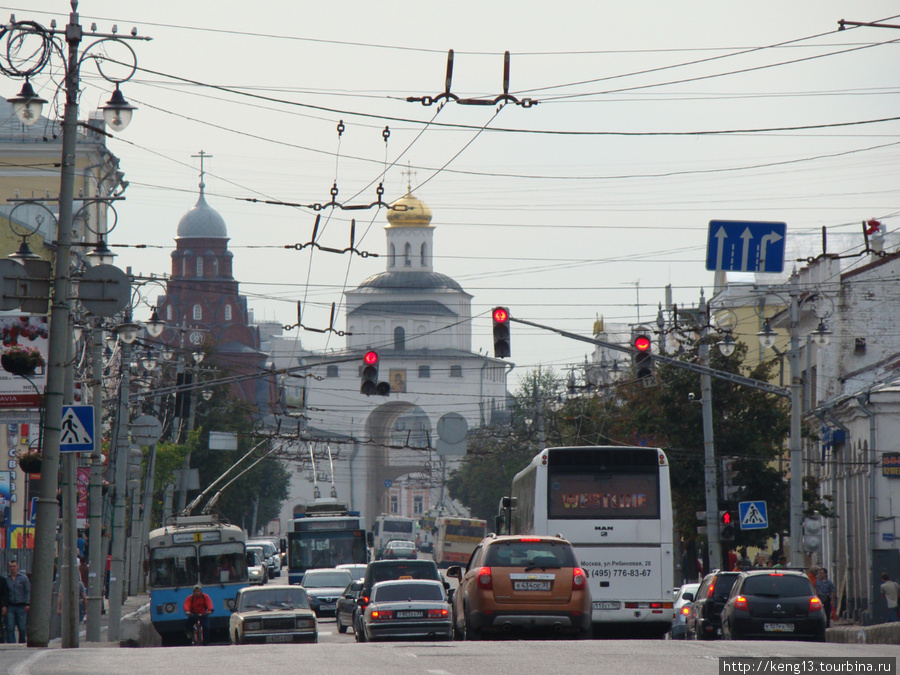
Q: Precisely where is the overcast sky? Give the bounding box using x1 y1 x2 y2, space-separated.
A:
8 1 900 387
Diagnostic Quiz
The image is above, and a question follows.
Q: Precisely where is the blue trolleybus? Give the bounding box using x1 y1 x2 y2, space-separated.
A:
287 500 371 585
147 515 249 644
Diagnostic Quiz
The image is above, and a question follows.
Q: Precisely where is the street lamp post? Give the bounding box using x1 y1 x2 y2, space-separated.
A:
0 5 147 646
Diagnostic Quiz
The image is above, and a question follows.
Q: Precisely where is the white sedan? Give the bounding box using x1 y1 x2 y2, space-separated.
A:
230 586 317 645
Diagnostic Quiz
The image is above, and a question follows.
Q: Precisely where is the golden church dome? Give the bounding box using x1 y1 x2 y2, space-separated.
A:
386 190 433 228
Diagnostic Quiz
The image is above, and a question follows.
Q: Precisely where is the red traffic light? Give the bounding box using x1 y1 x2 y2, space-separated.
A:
634 335 651 351
363 350 378 365
492 307 509 324
722 511 732 525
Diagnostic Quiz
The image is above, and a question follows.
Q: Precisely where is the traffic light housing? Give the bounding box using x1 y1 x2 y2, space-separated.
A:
721 458 740 500
360 351 389 396
719 509 736 542
802 514 823 554
492 307 510 358
631 328 653 381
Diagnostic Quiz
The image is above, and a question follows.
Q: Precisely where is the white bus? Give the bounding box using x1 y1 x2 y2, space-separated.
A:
372 515 416 560
510 446 674 637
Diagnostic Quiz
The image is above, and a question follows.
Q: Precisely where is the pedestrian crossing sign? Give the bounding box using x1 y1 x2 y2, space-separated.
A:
738 500 768 530
59 405 95 453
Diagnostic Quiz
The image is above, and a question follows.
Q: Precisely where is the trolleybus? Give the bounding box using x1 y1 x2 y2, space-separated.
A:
287 500 370 585
147 515 249 644
510 446 675 636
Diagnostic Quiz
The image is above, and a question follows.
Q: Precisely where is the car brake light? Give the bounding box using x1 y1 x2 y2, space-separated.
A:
360 596 369 607
809 596 823 612
769 573 784 577
573 567 587 590
707 578 716 598
680 606 691 616
734 595 748 611
427 608 449 618
371 610 393 620
477 567 493 589
519 538 542 542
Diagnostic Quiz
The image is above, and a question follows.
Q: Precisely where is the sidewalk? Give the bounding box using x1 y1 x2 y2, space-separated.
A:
48 594 152 649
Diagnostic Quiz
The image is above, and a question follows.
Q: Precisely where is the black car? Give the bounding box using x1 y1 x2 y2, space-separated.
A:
353 559 446 642
335 580 363 634
721 570 826 642
685 570 740 640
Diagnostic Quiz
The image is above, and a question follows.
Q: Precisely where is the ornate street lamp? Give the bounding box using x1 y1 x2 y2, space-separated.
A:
8 78 47 125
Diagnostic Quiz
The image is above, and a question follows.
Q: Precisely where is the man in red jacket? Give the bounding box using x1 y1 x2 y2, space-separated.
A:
183 584 213 644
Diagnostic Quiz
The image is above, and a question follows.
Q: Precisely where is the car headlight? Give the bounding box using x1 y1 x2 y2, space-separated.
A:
296 618 315 629
225 598 236 610
244 620 261 631
163 603 176 614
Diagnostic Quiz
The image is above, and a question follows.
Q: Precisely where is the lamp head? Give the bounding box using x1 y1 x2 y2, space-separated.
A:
101 86 136 132
9 79 46 126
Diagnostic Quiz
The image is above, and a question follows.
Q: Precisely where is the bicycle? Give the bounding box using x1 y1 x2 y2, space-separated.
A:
187 612 209 646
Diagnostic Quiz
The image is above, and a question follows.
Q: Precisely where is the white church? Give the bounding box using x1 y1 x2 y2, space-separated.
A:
275 187 511 528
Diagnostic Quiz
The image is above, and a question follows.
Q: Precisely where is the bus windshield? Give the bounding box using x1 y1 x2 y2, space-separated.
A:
149 545 198 588
199 542 249 584
290 531 367 569
383 520 413 534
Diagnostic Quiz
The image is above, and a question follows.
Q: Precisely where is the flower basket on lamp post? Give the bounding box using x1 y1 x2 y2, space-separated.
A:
17 448 42 475
1 345 44 377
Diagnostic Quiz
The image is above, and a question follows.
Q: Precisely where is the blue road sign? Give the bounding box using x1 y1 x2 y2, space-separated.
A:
738 500 768 530
59 405 95 453
706 220 786 273
383 479 393 488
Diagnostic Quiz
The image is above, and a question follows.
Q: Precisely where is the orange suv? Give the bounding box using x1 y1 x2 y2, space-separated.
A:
446 534 592 640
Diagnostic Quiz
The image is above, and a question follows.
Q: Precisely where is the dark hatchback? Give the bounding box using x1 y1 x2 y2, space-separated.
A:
685 571 740 640
721 570 826 642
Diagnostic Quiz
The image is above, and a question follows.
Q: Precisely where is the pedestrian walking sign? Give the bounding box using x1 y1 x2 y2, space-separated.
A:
738 500 768 530
59 405 95 453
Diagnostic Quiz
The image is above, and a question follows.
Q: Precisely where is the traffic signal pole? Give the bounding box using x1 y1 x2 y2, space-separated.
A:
698 294 722 572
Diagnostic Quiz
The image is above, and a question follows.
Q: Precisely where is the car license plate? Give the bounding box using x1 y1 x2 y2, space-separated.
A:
514 581 551 591
321 603 336 610
396 611 423 618
593 601 620 610
764 623 794 633
266 634 293 643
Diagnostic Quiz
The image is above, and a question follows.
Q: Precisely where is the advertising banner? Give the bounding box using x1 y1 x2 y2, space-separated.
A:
0 316 49 408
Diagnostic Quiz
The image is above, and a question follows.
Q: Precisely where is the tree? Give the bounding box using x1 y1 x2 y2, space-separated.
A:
447 367 562 520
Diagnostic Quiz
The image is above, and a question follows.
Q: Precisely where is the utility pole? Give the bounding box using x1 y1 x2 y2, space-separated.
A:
788 277 803 567
699 293 722 572
85 323 104 641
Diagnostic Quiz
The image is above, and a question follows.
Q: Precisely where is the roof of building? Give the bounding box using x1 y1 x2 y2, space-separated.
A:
354 270 466 293
348 300 457 318
386 190 433 228
177 190 228 239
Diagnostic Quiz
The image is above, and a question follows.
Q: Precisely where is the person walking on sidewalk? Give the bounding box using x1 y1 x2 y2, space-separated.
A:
5 559 30 643
815 567 836 629
881 572 900 622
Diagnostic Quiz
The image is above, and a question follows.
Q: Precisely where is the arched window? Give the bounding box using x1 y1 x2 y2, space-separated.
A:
193 304 202 320
166 305 173 321
182 258 188 277
394 326 406 351
404 243 412 266
212 259 218 277
196 257 203 277
420 243 427 267
224 304 232 321
390 244 396 268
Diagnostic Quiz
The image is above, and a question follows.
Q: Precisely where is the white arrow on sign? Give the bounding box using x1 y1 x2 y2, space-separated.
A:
740 227 753 271
714 226 727 270
759 231 784 271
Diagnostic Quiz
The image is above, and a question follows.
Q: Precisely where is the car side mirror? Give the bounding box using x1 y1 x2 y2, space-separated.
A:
683 592 694 602
446 566 462 580
356 598 366 607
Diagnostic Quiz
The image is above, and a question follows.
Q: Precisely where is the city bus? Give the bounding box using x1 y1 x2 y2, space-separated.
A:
287 500 370 585
147 515 249 645
433 516 487 566
510 446 675 637
371 514 416 560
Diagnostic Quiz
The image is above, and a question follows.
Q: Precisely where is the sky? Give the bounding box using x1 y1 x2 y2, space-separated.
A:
7 1 900 389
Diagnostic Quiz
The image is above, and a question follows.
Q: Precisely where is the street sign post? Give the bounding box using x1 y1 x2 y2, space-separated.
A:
706 220 786 273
